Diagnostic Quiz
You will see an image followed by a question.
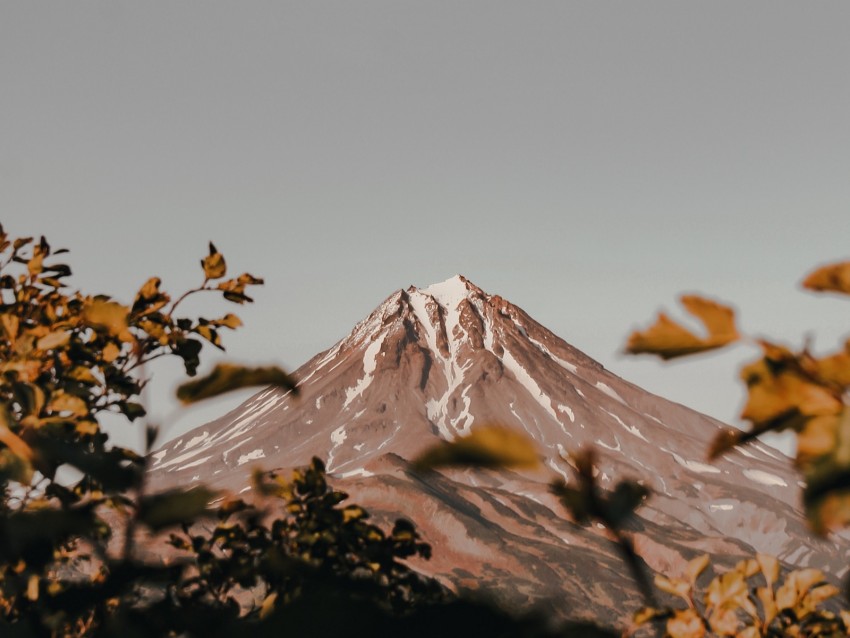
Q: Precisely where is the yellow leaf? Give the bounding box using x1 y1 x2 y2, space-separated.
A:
176 363 296 404
667 609 705 638
705 570 748 609
625 295 738 360
194 324 221 348
1 360 42 383
655 574 691 600
102 342 121 363
27 252 44 277
48 392 88 417
734 558 760 579
215 313 242 329
806 489 850 535
75 420 99 435
84 300 134 342
26 575 39 601
136 277 162 301
259 592 277 619
739 343 842 430
686 554 710 586
633 607 663 626
809 339 850 389
774 569 825 611
0 314 19 341
0 418 33 461
803 409 850 533
412 425 540 471
787 568 826 597
708 607 740 635
755 554 779 588
797 414 840 467
757 586 778 626
798 583 839 618
775 584 796 611
839 610 850 629
802 261 850 295
137 319 165 340
36 330 70 351
202 243 227 280
343 505 367 523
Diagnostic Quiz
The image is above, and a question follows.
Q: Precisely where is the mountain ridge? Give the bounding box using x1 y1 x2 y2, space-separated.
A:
149 275 848 621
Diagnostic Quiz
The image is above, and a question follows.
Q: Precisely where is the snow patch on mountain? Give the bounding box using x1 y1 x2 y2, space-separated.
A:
526 333 579 374
501 349 558 421
557 404 575 422
344 333 387 408
335 467 375 479
596 381 626 404
604 410 648 442
422 275 470 309
670 451 720 474
176 456 212 472
744 469 787 487
237 449 265 466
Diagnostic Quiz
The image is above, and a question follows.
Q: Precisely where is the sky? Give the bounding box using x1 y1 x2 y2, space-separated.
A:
2 2 850 452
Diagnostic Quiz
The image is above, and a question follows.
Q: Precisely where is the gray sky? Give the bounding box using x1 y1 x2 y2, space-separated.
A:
3 2 850 452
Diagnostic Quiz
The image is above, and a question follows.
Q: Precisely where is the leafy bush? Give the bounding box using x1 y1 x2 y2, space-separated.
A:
631 554 848 637
0 227 619 637
0 229 453 636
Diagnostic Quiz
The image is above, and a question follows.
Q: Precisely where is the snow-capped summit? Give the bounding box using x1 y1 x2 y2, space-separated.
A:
419 274 477 307
149 277 850 622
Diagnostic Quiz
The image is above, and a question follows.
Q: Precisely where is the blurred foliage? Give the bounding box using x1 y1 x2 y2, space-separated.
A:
626 261 850 535
412 424 541 471
6 226 848 636
412 258 850 634
549 448 655 608
0 227 621 637
625 295 740 360
631 554 849 638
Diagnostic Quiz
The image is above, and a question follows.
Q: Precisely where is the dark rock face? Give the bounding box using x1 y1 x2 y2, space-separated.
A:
149 275 849 622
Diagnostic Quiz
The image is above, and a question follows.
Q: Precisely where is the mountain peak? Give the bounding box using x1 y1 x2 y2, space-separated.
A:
415 274 479 309
149 277 845 623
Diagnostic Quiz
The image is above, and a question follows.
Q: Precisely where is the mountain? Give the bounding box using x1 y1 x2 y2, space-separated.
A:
149 275 849 622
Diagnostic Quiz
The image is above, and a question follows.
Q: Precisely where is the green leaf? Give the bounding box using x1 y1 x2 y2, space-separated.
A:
412 425 539 471
176 363 296 404
138 486 220 531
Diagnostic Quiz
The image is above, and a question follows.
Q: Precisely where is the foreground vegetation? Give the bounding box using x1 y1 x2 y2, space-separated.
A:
0 229 616 637
0 227 848 636
411 261 850 636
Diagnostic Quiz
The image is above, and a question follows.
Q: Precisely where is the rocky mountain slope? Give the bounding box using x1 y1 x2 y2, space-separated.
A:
149 275 849 621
